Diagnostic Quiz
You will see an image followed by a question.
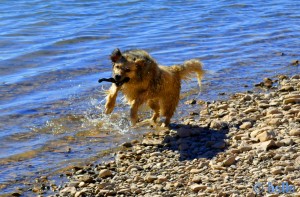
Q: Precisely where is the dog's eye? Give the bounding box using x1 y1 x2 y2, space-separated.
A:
115 65 120 69
125 68 131 72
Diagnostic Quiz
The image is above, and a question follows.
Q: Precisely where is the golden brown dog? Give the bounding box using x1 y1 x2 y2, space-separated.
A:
104 48 204 127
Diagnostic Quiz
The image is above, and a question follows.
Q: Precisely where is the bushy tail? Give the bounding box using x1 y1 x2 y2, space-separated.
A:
173 59 204 89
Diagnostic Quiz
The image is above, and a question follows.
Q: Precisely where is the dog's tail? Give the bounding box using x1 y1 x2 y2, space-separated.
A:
174 59 204 89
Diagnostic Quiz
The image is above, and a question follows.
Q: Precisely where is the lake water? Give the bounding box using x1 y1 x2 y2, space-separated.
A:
0 0 299 195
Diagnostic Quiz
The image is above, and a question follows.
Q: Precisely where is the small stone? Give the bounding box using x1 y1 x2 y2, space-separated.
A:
240 122 252 130
176 127 192 138
156 175 167 183
279 85 294 92
117 188 131 194
263 78 273 88
291 59 299 66
256 131 275 142
80 175 94 183
144 173 157 183
212 141 226 149
255 140 277 151
190 169 201 173
11 193 21 197
60 187 76 196
185 99 197 105
295 156 300 167
282 94 300 104
243 107 257 114
217 104 228 110
190 184 207 192
289 129 300 136
238 142 252 152
223 156 236 167
281 138 294 146
271 167 283 175
192 175 202 183
243 95 252 101
122 142 132 148
250 127 272 138
210 120 228 130
78 182 85 187
99 169 112 178
142 138 163 145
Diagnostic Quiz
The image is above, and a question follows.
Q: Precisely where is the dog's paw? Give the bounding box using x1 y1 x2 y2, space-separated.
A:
161 123 169 128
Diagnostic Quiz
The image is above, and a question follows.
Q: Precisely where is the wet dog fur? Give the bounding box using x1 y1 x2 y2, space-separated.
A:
104 48 204 127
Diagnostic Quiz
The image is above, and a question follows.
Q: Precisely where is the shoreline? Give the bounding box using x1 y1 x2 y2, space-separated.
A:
11 74 300 196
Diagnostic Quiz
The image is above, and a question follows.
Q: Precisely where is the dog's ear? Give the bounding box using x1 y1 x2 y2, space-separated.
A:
110 48 122 62
134 58 146 67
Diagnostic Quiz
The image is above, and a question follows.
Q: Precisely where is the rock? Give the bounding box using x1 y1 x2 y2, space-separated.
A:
243 107 257 114
217 104 228 110
271 167 283 175
289 129 300 136
238 142 252 152
176 127 192 138
295 156 300 167
11 193 21 197
190 169 202 173
60 187 76 196
80 175 94 183
223 156 236 167
243 95 252 101
190 184 207 192
282 94 300 104
256 131 275 142
210 120 228 130
99 169 112 178
78 182 85 187
240 122 252 130
263 78 273 88
68 181 80 187
185 99 197 105
279 85 294 92
117 188 131 194
267 108 281 115
291 59 299 66
281 138 294 146
255 140 277 151
267 118 281 126
144 173 157 183
250 127 272 138
212 141 226 149
192 175 202 183
142 138 163 145
156 175 167 183
122 142 132 148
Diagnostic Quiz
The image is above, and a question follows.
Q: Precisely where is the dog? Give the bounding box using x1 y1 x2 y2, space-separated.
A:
104 48 204 127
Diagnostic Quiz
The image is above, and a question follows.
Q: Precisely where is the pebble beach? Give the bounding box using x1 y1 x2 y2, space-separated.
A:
19 73 299 197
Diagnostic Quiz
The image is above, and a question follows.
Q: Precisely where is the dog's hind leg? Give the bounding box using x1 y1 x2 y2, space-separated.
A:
147 99 160 123
130 99 143 126
105 84 120 114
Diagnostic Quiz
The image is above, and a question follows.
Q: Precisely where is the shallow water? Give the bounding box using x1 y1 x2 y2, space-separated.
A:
0 0 299 194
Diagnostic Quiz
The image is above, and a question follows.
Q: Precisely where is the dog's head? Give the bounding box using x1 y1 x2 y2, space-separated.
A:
110 48 153 86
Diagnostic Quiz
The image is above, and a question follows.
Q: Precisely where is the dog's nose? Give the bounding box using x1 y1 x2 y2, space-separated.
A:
115 74 121 81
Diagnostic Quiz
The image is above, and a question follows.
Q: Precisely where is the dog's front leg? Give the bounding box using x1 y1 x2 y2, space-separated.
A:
105 84 120 114
130 99 142 126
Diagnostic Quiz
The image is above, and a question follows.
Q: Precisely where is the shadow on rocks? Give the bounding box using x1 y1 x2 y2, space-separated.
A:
161 124 229 161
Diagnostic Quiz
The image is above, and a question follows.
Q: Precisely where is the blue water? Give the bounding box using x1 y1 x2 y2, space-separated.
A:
0 0 299 195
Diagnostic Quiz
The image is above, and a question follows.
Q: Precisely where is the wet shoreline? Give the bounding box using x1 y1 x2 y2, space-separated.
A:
6 73 299 196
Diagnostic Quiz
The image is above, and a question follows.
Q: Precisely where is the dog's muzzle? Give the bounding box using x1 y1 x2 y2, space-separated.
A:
114 76 130 86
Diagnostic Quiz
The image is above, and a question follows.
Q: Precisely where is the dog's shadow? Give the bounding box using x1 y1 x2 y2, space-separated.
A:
158 124 229 161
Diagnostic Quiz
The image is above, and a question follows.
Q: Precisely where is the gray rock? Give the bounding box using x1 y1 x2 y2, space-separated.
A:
99 169 112 178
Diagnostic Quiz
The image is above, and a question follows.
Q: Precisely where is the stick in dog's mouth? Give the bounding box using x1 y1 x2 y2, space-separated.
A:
98 77 130 86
